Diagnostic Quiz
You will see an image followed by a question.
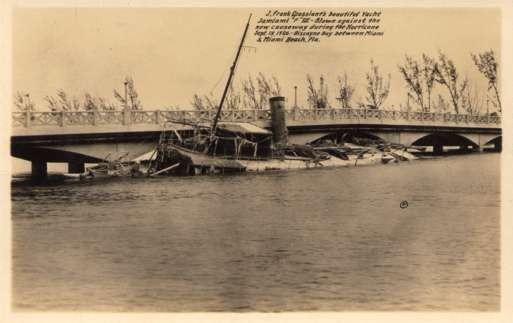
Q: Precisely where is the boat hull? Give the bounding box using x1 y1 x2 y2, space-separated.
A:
149 144 401 176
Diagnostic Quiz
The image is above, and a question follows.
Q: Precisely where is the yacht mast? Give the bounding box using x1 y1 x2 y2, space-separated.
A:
211 14 252 134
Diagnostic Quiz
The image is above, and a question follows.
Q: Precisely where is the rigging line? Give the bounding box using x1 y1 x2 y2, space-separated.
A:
209 42 256 96
209 61 232 95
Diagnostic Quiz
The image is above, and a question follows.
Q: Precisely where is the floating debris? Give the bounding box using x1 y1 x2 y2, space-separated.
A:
80 152 145 179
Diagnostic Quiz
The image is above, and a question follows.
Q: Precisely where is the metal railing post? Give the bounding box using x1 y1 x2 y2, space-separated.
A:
122 109 131 125
92 110 98 126
155 110 160 124
25 111 31 127
59 111 65 127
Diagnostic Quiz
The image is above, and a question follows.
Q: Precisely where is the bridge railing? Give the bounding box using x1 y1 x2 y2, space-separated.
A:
12 108 501 128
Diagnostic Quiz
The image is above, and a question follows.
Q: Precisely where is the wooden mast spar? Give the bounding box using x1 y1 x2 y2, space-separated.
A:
210 13 253 136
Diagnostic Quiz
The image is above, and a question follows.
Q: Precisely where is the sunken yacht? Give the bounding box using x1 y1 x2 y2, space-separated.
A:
81 14 416 179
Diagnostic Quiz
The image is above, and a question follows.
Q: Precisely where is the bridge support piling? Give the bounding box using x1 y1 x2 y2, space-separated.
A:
495 140 502 152
459 145 472 153
31 160 47 180
433 143 444 155
68 161 85 174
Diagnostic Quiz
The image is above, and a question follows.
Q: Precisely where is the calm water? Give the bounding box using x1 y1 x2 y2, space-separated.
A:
11 153 500 311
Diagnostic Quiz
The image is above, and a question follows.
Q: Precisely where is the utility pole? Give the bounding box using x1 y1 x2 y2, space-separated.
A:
294 86 298 108
124 80 129 110
24 93 30 111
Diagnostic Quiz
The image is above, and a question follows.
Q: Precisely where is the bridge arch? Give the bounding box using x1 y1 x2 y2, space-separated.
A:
306 130 387 145
12 141 155 163
303 131 439 148
11 146 104 164
484 135 502 145
410 133 479 154
283 130 497 154
11 141 155 178
484 135 502 151
11 146 105 178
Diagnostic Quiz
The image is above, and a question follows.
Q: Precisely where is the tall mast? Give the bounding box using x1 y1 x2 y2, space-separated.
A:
211 14 252 134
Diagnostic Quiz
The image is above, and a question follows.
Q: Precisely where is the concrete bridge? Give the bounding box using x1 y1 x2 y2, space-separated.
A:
11 108 502 178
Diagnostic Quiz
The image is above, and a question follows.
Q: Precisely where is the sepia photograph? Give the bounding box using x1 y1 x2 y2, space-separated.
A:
2 1 513 322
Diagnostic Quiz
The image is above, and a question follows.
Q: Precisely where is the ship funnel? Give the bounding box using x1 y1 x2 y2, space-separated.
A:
269 96 288 146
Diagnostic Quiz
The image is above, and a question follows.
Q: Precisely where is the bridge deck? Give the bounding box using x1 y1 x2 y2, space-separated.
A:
11 108 502 178
12 108 501 137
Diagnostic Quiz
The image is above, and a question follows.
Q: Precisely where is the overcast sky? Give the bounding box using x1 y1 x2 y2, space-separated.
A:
13 7 500 110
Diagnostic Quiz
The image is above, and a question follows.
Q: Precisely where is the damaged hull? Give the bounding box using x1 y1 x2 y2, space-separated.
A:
149 143 408 176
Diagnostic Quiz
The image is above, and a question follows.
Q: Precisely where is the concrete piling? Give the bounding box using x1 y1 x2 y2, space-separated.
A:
433 143 444 155
31 160 47 180
495 140 502 152
68 161 85 174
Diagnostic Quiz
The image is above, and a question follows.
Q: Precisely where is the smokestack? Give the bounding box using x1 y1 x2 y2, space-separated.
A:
269 96 288 146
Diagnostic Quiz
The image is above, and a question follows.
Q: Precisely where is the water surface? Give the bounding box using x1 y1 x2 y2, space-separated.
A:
12 153 500 311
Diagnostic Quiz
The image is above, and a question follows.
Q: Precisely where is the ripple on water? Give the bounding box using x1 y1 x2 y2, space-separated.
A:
11 154 500 311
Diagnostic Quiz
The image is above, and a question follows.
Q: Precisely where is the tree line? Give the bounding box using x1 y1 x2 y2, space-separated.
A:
304 50 499 115
14 76 142 112
14 50 500 116
398 50 500 115
190 49 499 115
191 73 282 111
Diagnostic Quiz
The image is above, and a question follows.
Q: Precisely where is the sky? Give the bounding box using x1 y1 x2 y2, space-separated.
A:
12 7 501 111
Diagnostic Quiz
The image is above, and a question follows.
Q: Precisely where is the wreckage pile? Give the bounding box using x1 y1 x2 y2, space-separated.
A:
78 113 418 179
